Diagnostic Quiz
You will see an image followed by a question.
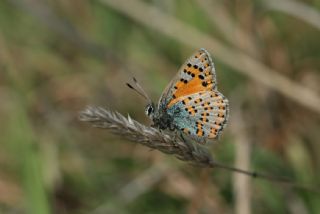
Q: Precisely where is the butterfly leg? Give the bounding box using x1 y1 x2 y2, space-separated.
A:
169 126 184 143
178 132 196 150
179 132 187 143
168 129 178 142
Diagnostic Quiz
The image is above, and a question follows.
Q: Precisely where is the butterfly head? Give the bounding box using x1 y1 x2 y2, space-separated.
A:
126 77 156 119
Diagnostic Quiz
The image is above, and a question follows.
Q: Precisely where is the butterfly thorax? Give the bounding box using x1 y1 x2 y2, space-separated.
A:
145 103 176 130
152 110 175 130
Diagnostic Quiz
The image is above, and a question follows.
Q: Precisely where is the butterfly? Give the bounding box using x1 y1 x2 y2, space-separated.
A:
127 48 229 144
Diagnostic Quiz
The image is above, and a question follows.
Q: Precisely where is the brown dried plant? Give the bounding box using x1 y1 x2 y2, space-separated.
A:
79 106 319 195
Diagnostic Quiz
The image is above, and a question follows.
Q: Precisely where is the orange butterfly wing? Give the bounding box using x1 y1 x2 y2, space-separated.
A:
162 48 217 108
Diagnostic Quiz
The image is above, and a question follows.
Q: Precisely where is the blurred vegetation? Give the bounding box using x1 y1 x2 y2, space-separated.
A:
0 0 320 213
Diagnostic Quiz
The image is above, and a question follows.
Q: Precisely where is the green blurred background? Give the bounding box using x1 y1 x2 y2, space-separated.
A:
0 0 320 213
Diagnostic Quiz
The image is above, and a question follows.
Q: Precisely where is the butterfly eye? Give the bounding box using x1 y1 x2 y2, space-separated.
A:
145 104 154 117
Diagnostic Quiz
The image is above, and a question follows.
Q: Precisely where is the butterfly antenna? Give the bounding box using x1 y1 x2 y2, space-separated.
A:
126 82 149 101
132 77 152 102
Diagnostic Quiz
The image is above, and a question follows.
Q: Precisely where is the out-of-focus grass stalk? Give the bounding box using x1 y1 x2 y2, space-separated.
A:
0 35 51 214
7 98 51 214
196 0 259 57
231 100 252 214
263 0 320 31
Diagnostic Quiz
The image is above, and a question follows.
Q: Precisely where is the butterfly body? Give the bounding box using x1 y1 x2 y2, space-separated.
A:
149 101 189 131
130 48 229 145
